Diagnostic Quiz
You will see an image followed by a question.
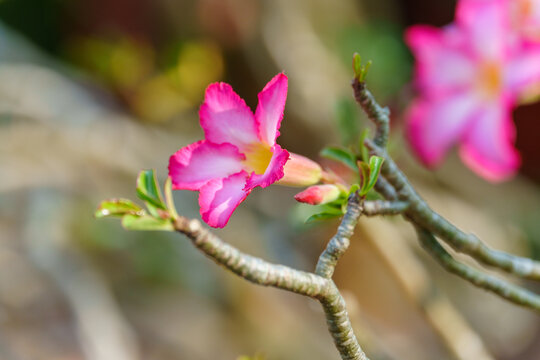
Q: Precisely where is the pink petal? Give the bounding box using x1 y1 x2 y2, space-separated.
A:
199 171 251 228
199 82 259 150
244 144 290 190
506 45 540 92
169 140 245 191
406 25 474 95
255 73 288 146
407 94 480 167
459 103 521 182
456 0 509 58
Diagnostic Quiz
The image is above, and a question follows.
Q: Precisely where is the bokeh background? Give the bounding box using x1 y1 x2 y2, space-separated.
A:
3 0 540 359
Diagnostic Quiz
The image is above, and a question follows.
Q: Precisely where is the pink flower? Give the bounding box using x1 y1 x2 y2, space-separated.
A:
168 74 290 228
511 0 540 41
294 185 341 205
406 0 540 181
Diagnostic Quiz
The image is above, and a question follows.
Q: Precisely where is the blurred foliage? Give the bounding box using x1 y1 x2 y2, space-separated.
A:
337 21 412 98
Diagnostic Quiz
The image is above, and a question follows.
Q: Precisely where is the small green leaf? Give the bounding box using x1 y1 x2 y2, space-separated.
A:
359 161 370 196
358 128 370 163
320 146 357 170
349 183 360 195
137 170 167 217
362 156 384 195
164 176 179 220
306 212 342 224
121 214 174 231
352 53 372 82
320 202 346 215
352 53 362 79
95 199 143 218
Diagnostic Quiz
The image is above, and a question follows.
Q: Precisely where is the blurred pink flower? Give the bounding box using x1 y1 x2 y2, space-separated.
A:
406 0 540 181
511 0 540 41
169 73 290 228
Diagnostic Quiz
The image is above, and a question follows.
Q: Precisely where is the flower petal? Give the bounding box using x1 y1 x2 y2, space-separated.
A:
459 102 520 182
199 171 251 228
407 93 480 167
506 45 540 92
169 140 245 190
245 144 289 190
406 25 474 95
456 0 509 58
255 73 288 145
200 82 259 150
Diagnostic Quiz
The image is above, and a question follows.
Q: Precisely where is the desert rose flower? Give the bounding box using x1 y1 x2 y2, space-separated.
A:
294 185 341 205
169 73 322 228
406 0 540 181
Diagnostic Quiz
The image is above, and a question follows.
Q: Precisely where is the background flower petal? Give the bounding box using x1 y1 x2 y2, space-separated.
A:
169 140 245 190
506 46 540 92
456 0 509 58
200 82 259 150
244 144 289 190
407 93 479 167
406 25 474 96
459 103 521 181
255 73 288 145
198 171 251 228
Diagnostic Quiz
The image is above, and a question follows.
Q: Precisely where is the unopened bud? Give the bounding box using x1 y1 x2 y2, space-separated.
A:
294 184 341 205
277 153 322 187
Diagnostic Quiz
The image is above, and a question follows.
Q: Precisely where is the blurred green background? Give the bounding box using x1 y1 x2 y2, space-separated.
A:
2 0 540 359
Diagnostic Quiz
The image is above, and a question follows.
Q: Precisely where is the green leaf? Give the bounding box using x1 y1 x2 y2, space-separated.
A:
121 214 174 231
320 202 346 215
95 199 143 218
352 53 372 82
348 183 360 195
358 128 370 163
361 156 384 196
359 161 370 196
137 170 167 217
352 53 362 79
320 146 357 170
164 176 179 220
306 212 342 224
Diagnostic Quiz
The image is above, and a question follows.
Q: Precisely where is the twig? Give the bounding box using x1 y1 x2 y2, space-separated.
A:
173 212 369 360
315 193 363 278
352 79 390 148
362 200 409 216
414 226 540 311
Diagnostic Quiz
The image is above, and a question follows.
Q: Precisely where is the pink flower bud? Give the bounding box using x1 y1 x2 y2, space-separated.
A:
277 153 322 187
294 184 341 205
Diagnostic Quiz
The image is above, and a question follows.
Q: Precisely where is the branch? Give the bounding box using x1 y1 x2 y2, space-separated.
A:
173 215 369 360
367 140 540 281
362 200 409 216
315 192 363 278
351 79 540 281
174 217 328 297
414 225 540 311
352 78 390 148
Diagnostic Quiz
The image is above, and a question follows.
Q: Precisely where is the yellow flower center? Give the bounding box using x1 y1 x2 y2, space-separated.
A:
242 143 273 175
479 62 502 98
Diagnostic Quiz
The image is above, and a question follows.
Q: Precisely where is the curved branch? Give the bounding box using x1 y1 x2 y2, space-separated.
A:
414 225 540 311
367 140 540 281
315 193 363 278
352 78 390 148
173 214 369 360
